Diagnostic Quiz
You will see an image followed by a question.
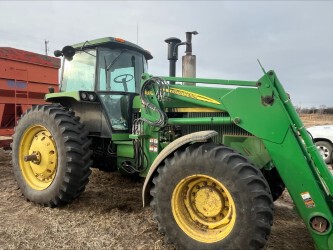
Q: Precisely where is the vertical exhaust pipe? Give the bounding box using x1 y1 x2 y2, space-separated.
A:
182 31 198 86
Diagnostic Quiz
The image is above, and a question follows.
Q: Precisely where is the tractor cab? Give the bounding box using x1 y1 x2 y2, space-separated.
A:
53 37 152 133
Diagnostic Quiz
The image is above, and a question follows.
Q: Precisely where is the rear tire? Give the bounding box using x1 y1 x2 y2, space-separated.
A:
12 104 92 207
150 143 273 249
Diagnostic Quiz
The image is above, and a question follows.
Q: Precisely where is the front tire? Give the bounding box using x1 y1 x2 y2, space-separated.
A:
262 167 285 201
12 104 92 207
150 143 273 249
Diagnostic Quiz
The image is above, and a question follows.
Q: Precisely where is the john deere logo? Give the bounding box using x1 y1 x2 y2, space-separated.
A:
167 88 221 105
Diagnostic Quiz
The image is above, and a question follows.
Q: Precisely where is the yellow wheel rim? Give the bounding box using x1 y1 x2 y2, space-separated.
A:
19 125 58 190
172 174 236 243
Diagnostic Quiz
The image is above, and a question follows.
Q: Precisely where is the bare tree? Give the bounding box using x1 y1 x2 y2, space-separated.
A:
318 105 327 114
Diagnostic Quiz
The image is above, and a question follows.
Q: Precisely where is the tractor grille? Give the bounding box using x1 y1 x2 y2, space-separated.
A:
181 112 252 144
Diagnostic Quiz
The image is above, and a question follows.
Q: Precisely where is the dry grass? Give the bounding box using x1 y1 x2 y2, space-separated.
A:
1 113 328 249
300 114 333 127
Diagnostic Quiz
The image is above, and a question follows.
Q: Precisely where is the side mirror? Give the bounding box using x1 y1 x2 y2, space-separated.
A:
62 46 75 61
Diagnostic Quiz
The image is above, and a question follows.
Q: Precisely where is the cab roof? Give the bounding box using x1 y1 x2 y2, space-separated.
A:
72 37 153 60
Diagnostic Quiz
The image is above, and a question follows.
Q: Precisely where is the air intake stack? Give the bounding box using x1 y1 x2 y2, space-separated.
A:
165 37 181 84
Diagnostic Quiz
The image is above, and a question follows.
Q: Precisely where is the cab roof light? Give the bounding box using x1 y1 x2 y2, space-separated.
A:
115 38 126 43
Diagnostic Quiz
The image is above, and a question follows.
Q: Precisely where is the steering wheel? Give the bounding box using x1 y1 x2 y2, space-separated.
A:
113 74 134 83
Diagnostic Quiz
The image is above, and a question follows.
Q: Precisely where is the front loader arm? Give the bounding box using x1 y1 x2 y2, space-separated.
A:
139 72 333 249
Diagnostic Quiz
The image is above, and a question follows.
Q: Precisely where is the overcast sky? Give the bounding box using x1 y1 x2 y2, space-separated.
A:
1 1 332 107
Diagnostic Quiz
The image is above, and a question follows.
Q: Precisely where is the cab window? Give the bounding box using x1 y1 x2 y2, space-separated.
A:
97 48 146 93
61 50 96 92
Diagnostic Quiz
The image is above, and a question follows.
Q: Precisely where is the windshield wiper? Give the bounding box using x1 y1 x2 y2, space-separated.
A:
106 49 126 71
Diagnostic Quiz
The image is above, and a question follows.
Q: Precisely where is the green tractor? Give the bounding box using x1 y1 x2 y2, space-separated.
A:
12 34 333 249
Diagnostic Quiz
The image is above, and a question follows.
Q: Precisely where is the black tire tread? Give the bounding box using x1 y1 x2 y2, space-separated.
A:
150 143 273 250
12 104 92 207
262 167 285 201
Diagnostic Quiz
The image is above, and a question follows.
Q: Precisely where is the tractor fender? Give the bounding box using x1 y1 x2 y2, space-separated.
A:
142 130 218 207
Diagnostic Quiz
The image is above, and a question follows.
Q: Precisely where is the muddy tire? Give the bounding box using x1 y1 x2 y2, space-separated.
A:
12 104 92 207
150 143 273 249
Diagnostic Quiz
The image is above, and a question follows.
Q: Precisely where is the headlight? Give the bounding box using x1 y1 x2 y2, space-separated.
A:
88 93 96 101
80 92 88 100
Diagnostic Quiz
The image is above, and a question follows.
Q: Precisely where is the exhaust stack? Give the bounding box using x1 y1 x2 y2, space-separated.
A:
182 31 198 86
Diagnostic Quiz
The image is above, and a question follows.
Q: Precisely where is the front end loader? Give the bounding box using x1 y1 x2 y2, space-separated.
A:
11 34 333 249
